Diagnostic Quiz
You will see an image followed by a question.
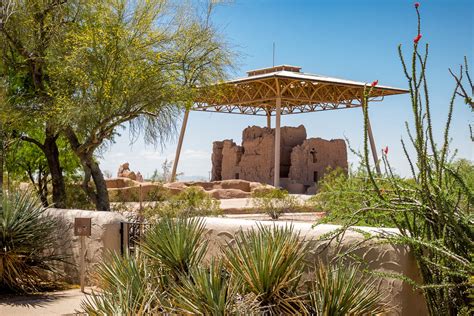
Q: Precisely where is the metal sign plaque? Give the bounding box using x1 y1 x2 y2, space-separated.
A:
74 218 92 236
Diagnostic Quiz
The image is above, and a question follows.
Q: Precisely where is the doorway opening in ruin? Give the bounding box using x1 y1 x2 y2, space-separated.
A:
311 149 317 163
280 165 290 178
235 173 239 179
314 171 319 183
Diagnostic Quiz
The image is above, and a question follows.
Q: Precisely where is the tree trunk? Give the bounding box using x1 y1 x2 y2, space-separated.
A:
0 134 3 198
43 135 66 208
64 127 110 211
83 155 110 212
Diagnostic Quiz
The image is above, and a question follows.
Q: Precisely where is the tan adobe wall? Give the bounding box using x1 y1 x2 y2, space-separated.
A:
211 141 225 181
211 125 347 192
289 138 348 186
221 140 243 180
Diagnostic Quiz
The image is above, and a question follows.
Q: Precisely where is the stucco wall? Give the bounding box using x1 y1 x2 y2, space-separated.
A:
42 210 428 315
202 218 428 316
45 208 125 284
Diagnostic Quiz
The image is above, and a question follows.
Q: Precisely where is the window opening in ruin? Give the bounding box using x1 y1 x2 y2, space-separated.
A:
311 148 317 163
314 171 318 183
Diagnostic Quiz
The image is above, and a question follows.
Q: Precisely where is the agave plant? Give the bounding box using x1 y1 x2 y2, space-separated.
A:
223 224 309 314
306 263 387 315
0 191 63 292
170 259 250 315
140 217 208 278
81 252 165 315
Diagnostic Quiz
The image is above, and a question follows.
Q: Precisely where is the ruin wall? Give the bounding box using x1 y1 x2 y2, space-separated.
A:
211 125 347 192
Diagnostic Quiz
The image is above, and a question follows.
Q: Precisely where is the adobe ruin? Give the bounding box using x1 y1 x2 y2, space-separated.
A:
211 125 348 194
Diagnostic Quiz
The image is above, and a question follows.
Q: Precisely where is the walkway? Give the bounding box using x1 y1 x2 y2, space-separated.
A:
0 288 89 316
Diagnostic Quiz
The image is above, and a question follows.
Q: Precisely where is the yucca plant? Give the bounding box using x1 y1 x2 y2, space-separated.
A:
170 259 250 315
0 191 63 292
140 217 208 279
223 224 309 314
81 251 165 315
306 263 387 315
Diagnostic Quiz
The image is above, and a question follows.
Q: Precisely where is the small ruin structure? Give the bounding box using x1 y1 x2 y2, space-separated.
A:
211 125 348 194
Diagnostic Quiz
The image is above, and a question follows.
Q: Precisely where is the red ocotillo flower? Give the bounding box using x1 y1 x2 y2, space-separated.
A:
414 34 422 44
414 2 420 9
371 80 378 87
383 146 389 155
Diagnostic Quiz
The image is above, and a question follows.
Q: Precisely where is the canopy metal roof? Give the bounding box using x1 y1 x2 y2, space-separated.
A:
193 65 408 116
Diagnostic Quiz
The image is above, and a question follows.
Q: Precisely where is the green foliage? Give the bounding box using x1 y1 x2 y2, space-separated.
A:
5 133 82 206
306 263 387 315
0 0 80 208
144 186 221 219
0 191 64 292
448 159 474 206
64 183 95 210
308 167 404 227
141 217 208 278
250 188 300 219
1 0 234 211
223 224 308 314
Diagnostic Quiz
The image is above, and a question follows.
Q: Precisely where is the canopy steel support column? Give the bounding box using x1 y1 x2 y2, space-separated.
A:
171 109 189 182
273 97 281 187
365 105 381 175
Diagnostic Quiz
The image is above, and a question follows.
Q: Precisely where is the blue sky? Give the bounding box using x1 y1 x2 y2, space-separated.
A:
99 0 473 179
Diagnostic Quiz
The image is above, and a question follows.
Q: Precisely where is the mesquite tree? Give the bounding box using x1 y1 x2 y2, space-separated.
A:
53 0 232 211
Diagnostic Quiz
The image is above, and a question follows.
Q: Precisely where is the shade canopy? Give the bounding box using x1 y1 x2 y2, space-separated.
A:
171 64 409 186
193 65 408 116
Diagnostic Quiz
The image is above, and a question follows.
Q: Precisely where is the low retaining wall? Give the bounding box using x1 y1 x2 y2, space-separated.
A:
45 208 125 284
203 218 428 316
43 210 427 315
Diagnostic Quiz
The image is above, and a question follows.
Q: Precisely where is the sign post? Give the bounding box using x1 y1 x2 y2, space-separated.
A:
74 217 91 293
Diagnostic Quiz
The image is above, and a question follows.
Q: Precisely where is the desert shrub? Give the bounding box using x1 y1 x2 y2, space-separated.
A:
64 183 95 210
250 188 300 219
306 263 387 315
223 224 309 314
307 167 405 227
144 186 169 202
144 186 221 219
0 191 64 292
